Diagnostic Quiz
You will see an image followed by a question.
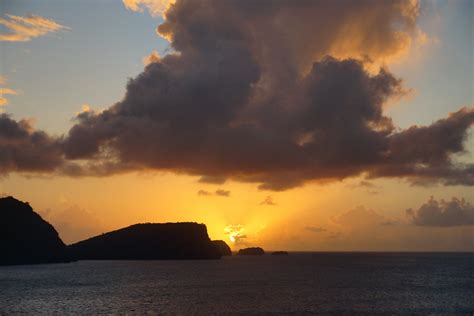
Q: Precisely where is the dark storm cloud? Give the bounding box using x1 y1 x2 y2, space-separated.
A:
406 197 474 227
0 114 63 174
198 175 227 185
1 0 473 190
370 107 474 186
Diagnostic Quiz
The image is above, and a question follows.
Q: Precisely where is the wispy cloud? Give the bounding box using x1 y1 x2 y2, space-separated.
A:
0 88 17 107
123 0 174 17
0 14 68 42
305 226 326 233
260 196 276 206
197 189 231 197
215 189 230 197
197 189 212 196
0 76 18 108
346 180 381 195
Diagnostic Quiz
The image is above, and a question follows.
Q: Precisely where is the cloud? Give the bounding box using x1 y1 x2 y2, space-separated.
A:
197 189 211 196
1 0 473 191
370 107 474 186
0 88 17 108
260 196 276 206
305 226 326 233
58 0 473 190
0 14 68 42
198 175 227 184
215 189 230 197
197 188 231 197
0 114 64 174
346 180 381 195
123 0 174 17
0 76 18 108
406 196 474 227
333 206 388 228
142 50 161 65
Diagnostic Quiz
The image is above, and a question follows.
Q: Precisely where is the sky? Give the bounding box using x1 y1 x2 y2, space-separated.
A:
0 0 473 251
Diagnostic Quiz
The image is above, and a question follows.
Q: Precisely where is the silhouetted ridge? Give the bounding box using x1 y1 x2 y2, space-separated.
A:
68 223 223 260
272 251 289 255
0 196 69 265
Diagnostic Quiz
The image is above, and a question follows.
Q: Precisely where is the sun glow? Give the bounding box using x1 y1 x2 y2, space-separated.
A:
224 224 246 244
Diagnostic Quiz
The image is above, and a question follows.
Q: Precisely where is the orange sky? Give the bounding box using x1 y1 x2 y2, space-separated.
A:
2 172 472 251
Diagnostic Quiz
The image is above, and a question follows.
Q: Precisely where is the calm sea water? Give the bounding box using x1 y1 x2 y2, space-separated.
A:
0 253 472 314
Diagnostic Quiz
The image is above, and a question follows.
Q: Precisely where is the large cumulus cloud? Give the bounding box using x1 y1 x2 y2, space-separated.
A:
2 0 474 190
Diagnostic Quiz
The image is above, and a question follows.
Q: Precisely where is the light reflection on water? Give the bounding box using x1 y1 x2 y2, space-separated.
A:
0 253 473 314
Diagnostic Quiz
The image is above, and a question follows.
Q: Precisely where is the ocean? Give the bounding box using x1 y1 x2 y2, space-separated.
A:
0 252 472 314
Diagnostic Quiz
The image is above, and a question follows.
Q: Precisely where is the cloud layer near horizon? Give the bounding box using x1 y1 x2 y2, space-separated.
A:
407 197 474 227
0 0 473 191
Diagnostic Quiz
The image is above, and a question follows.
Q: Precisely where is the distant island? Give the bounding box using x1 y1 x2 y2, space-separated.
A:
271 251 289 255
0 196 231 265
237 247 265 255
0 196 70 265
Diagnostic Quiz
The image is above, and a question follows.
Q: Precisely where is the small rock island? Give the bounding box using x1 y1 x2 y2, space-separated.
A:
271 251 289 255
237 247 265 255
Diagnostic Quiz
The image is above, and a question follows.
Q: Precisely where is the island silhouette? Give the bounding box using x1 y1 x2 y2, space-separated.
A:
271 251 289 255
0 196 70 265
69 223 223 260
1 196 232 265
237 247 265 255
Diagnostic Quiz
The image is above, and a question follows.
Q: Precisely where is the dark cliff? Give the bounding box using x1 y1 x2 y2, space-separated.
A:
68 223 223 260
0 196 69 265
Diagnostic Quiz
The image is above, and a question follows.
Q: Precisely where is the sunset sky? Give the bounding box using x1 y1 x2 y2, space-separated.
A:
0 0 473 251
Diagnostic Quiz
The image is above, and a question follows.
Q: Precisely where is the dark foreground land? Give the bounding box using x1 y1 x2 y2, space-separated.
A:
0 253 472 314
0 196 230 265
